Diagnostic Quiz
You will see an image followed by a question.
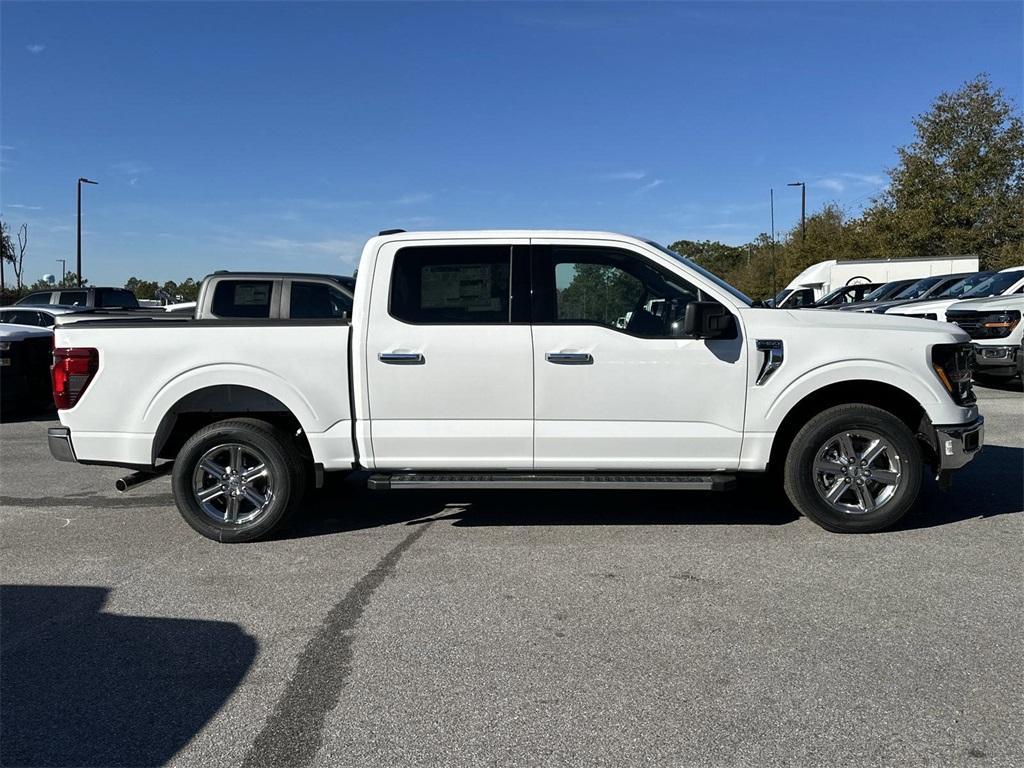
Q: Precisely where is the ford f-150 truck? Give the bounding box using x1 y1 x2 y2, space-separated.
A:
946 294 1024 382
47 230 984 541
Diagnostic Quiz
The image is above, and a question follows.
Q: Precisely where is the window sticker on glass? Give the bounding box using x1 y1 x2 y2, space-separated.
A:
236 284 270 306
421 265 500 312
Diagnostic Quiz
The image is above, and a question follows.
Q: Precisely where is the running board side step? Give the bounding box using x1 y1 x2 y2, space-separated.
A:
367 472 736 492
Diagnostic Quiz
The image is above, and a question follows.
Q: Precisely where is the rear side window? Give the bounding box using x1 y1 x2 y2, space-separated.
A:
390 246 511 324
58 291 88 306
211 281 273 318
98 289 138 308
18 291 53 305
289 282 352 319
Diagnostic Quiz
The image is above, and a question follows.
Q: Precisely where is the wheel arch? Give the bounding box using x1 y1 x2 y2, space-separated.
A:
767 380 934 473
152 384 311 463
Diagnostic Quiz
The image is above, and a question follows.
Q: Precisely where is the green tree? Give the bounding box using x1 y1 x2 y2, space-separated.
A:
28 272 85 291
668 239 746 279
124 276 160 299
558 263 641 325
865 74 1024 267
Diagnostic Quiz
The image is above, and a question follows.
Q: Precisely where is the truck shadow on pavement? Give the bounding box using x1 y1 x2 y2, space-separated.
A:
0 585 256 768
286 444 1023 537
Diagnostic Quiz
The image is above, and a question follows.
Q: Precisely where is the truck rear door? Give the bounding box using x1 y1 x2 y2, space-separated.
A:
364 238 533 469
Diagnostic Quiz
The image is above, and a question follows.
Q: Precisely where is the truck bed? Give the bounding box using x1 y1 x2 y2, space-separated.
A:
53 319 353 468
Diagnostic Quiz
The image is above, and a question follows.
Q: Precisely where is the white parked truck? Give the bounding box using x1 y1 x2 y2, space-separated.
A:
945 293 1024 381
48 230 984 541
885 266 1024 321
775 255 980 308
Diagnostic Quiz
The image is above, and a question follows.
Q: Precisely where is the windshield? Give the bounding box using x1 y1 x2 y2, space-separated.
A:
864 282 901 301
937 272 995 298
962 270 1023 298
814 286 847 304
893 276 942 300
646 241 753 306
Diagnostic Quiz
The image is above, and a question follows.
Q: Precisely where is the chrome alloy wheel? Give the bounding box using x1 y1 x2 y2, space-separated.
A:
812 429 903 515
191 443 274 525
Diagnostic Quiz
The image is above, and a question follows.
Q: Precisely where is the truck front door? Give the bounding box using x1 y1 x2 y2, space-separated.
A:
365 239 534 469
530 240 747 470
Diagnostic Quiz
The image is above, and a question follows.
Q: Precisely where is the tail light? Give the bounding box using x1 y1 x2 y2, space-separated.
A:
52 347 98 409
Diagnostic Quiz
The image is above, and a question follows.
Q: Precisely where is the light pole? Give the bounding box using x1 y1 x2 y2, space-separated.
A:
788 181 806 241
770 187 777 296
77 177 98 286
57 259 67 285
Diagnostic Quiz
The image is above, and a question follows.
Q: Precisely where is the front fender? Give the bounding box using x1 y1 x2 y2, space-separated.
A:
757 358 969 433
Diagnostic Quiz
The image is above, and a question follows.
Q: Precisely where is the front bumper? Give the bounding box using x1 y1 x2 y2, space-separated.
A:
48 427 78 463
972 343 1021 376
933 415 984 471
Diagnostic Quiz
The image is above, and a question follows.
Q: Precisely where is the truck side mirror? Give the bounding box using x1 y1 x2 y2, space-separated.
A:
681 301 736 340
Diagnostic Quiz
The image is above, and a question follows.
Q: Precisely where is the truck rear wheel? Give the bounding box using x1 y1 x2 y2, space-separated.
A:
171 418 307 543
783 404 922 533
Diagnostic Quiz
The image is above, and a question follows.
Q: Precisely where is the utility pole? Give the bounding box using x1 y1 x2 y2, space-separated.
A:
57 259 67 285
770 187 777 296
788 181 806 241
77 177 98 286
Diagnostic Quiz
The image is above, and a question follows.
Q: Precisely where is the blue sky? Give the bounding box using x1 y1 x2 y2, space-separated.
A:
1 1 1021 285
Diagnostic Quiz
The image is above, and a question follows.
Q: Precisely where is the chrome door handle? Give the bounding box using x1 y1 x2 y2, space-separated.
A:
378 352 425 365
545 352 593 365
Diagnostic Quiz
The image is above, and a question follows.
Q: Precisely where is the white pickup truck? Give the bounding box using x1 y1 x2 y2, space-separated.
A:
48 230 984 541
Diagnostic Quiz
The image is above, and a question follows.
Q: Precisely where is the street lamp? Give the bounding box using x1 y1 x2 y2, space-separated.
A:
77 177 98 286
788 181 806 241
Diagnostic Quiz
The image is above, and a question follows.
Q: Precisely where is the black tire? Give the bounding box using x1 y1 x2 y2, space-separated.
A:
172 418 307 543
783 404 922 533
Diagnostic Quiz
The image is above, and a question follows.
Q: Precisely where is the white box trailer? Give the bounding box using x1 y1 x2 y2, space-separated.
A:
776 255 979 308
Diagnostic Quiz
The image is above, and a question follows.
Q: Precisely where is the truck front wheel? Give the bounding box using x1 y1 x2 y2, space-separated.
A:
171 418 307 543
783 404 922 533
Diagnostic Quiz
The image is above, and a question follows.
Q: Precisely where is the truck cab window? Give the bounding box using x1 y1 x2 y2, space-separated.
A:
98 289 138 308
390 246 511 324
538 246 704 338
58 291 88 307
211 281 273 318
290 282 352 319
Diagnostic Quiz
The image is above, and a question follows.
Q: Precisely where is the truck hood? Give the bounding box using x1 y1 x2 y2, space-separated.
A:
947 294 1024 312
780 307 969 338
884 297 958 317
0 324 53 342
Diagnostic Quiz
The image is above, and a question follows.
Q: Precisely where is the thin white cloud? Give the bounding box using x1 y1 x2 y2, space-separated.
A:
250 237 362 262
6 204 42 211
635 179 665 195
391 192 432 205
603 170 647 181
26 44 46 54
814 178 846 193
840 172 885 186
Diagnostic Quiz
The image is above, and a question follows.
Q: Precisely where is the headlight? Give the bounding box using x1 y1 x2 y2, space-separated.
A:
981 311 1020 338
931 343 975 405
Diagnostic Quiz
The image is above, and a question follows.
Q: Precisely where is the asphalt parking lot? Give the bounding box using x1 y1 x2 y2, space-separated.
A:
1 385 1021 768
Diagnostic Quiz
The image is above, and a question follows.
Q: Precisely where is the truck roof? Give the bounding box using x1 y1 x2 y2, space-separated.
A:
371 229 650 242
206 271 355 282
